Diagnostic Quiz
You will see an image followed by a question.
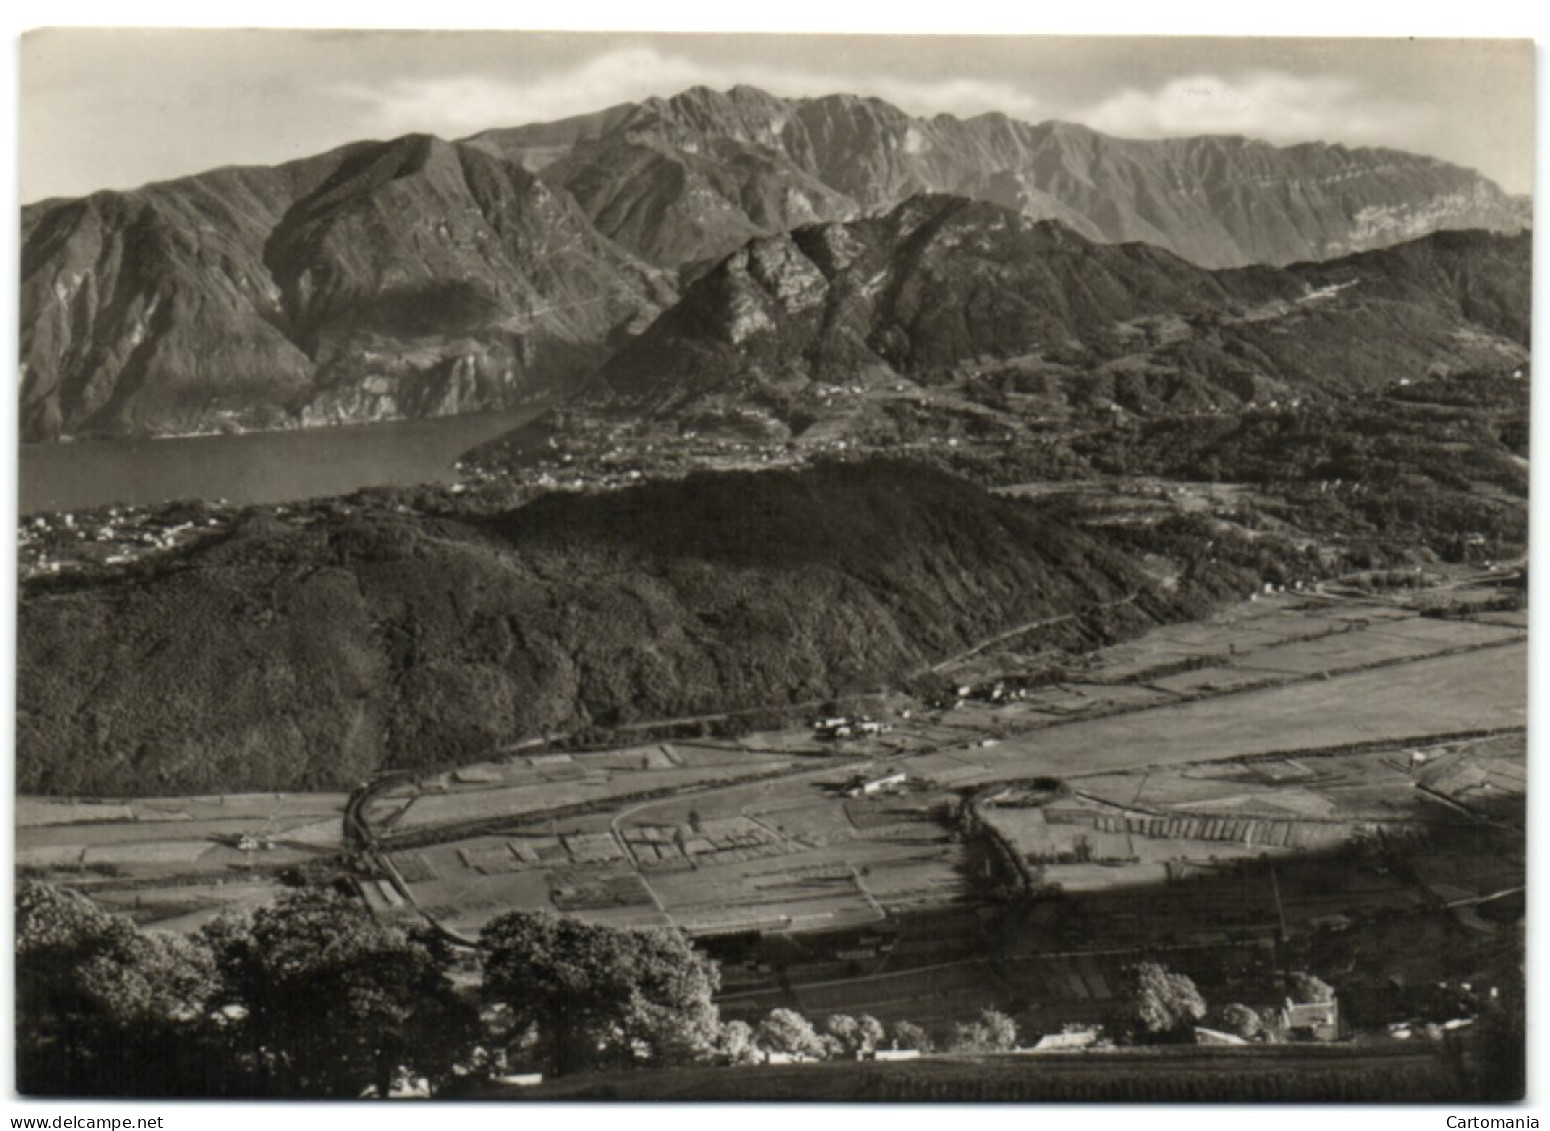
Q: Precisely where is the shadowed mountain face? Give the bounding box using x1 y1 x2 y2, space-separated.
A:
20 85 1527 442
20 136 674 441
16 461 1254 795
468 84 1529 272
596 196 1531 415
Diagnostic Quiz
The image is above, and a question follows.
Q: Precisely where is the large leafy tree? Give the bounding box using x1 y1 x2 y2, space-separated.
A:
481 911 721 1076
890 1019 933 1052
1219 1002 1263 1040
950 1009 1018 1052
202 888 478 1097
16 881 221 1096
1127 962 1207 1041
754 1008 828 1060
716 1019 763 1066
823 1013 886 1057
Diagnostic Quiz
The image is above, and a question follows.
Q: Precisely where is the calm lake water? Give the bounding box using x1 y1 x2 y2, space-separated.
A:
18 407 546 514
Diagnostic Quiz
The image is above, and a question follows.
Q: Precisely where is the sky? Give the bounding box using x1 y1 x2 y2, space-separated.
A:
18 29 1536 203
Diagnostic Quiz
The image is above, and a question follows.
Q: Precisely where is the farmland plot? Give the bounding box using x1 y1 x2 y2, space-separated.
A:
977 730 1525 904
1361 616 1523 648
393 756 800 831
914 643 1524 787
1149 665 1292 695
92 881 288 932
1227 631 1440 674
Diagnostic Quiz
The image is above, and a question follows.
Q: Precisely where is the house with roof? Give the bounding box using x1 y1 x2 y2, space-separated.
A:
844 771 907 797
1031 1026 1101 1052
1280 997 1340 1041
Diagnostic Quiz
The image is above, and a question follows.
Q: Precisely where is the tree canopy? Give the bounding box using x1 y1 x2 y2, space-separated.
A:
16 881 219 1095
481 910 721 1076
1219 1003 1263 1040
890 1020 933 1052
1127 962 1208 1040
951 1009 1019 1052
201 887 478 1097
754 1008 828 1060
822 1013 886 1057
16 881 479 1098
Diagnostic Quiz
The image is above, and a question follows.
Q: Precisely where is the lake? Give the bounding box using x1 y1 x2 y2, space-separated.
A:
18 407 547 514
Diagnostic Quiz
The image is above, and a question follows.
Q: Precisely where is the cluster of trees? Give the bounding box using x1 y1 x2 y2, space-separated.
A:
1125 963 1342 1045
15 881 981 1098
18 881 744 1097
19 879 1353 1098
721 1007 1021 1062
481 911 723 1075
17 882 478 1097
1073 388 1529 561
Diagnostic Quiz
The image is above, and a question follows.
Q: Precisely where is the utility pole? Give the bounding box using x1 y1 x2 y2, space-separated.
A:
1268 860 1288 942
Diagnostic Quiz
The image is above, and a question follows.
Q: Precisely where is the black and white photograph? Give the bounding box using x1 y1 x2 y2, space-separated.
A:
6 16 1536 1110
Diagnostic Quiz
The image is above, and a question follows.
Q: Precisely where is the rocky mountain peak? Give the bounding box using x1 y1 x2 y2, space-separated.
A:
513 86 1519 271
597 196 1530 420
19 84 1531 441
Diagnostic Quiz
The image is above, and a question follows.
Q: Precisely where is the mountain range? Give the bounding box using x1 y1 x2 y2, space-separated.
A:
20 85 1530 442
469 85 1528 271
595 195 1530 419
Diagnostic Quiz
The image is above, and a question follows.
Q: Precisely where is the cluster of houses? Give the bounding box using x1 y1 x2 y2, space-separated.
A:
761 993 1344 1067
930 680 1033 710
18 506 226 578
812 715 891 741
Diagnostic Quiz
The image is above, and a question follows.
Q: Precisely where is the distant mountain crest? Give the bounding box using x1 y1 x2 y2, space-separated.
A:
19 84 1529 441
597 194 1530 417
467 83 1528 271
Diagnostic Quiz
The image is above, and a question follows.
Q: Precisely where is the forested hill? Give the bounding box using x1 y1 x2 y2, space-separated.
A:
18 460 1261 796
595 201 1530 415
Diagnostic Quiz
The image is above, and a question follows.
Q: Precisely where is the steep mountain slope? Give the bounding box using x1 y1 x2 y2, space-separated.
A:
595 197 1530 416
469 85 1528 271
17 461 1255 795
22 84 1527 442
20 136 673 441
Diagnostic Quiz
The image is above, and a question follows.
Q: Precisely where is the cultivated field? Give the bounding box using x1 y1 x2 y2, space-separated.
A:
15 792 350 929
24 573 1523 1039
915 643 1523 789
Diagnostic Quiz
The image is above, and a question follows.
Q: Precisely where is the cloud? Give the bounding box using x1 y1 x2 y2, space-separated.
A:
326 44 1042 139
857 76 1042 122
1073 70 1425 147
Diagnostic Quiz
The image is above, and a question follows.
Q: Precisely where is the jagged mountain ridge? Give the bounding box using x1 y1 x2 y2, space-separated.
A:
21 134 674 441
469 84 1528 272
21 84 1528 442
596 195 1531 417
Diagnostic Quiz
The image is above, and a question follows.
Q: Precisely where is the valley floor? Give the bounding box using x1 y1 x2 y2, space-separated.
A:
19 566 1525 1048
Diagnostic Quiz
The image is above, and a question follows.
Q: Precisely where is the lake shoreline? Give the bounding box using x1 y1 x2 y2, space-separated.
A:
18 404 550 515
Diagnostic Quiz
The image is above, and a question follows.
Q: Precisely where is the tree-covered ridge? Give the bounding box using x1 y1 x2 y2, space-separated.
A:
17 460 1259 795
1072 373 1529 558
